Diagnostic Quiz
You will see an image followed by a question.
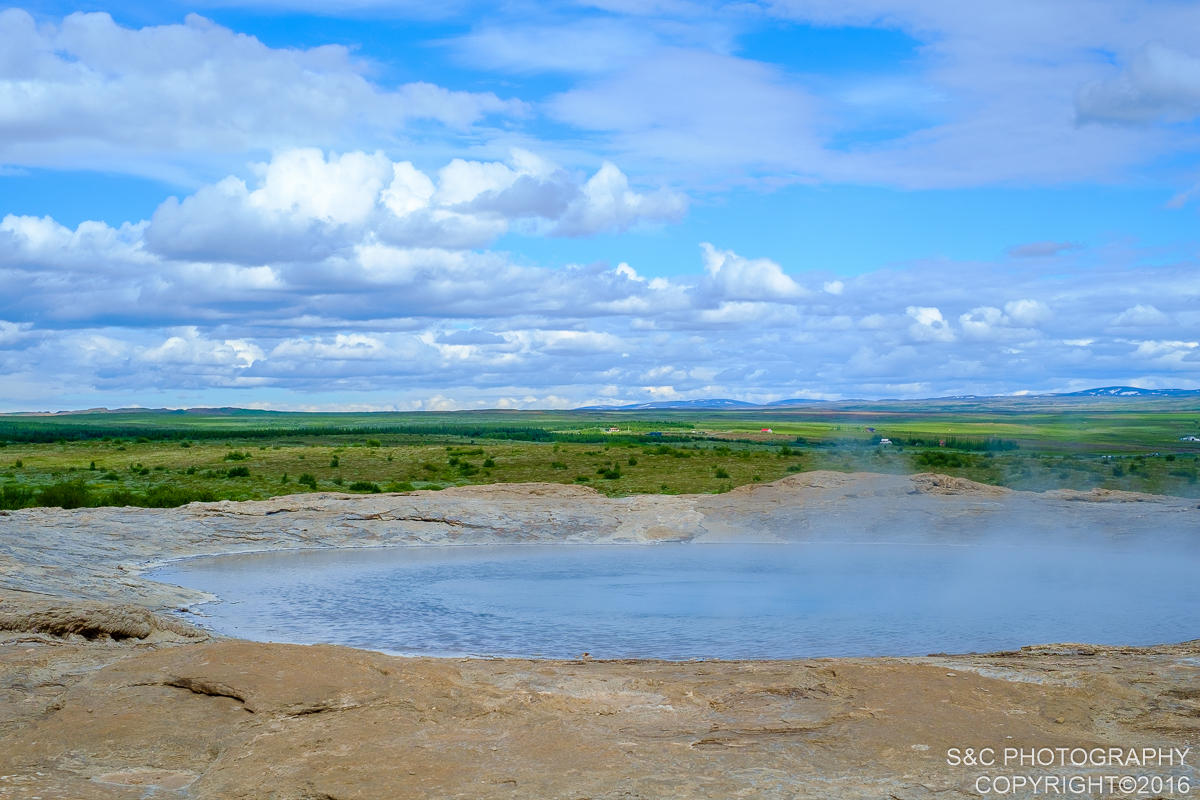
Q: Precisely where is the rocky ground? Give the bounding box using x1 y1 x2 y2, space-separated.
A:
0 472 1198 798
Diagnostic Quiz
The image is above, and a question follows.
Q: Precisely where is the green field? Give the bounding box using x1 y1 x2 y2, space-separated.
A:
3 396 1200 510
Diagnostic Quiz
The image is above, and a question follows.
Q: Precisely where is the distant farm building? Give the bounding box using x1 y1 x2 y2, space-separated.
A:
1181 435 1200 442
761 428 773 433
879 438 892 445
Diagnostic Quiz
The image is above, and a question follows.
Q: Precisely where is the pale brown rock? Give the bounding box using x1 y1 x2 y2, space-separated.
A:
0 472 1197 798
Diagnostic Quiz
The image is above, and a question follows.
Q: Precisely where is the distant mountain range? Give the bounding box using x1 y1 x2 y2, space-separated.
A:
576 398 829 410
1052 387 1200 397
578 386 1200 410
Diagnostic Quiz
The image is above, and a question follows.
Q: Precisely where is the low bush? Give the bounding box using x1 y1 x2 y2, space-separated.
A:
37 479 91 509
226 466 250 478
348 480 381 493
914 451 969 469
142 485 216 508
297 473 317 488
0 484 34 510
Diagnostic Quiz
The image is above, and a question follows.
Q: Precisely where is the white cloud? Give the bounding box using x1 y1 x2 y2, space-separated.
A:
140 328 263 368
700 243 805 302
552 162 687 236
0 320 31 347
448 19 659 75
1004 299 1054 326
906 306 955 342
142 148 683 264
823 280 844 295
1110 303 1171 327
1077 41 1200 124
549 49 823 173
0 9 520 174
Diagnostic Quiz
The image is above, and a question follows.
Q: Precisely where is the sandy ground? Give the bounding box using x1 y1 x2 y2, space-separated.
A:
1 472 1198 798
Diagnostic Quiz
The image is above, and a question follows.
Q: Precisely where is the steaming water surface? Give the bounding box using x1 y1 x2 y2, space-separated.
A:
152 542 1200 659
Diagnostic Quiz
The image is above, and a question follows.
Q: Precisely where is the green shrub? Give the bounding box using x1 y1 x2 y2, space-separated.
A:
332 477 343 486
482 458 495 468
180 441 191 448
714 467 730 479
330 456 339 468
366 439 381 448
598 467 622 480
550 461 567 469
97 489 135 507
37 479 91 509
1169 468 1198 483
226 466 250 478
914 451 969 469
627 457 638 466
0 484 34 510
575 476 591 482
14 460 22 468
384 481 415 492
224 451 249 461
100 471 121 480
348 480 381 493
143 485 216 508
786 463 804 473
298 473 317 488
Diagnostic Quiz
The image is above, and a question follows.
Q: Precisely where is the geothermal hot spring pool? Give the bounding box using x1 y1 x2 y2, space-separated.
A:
151 541 1200 660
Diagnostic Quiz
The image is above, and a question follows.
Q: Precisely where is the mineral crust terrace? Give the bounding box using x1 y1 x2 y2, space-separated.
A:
0 471 1197 799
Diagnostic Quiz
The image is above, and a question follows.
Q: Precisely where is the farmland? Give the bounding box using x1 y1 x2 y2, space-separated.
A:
2 395 1200 509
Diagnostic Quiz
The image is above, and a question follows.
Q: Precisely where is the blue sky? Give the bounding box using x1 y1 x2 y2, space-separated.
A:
2 0 1200 410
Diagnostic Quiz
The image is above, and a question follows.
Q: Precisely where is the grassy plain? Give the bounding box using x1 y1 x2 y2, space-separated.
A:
2 396 1200 509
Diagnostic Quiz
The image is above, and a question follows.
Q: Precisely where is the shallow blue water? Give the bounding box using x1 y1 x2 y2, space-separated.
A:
151 542 1200 659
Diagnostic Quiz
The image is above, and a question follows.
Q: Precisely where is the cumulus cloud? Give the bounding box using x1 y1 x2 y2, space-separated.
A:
143 148 684 263
700 243 805 302
0 9 520 172
1077 41 1200 124
6 224 1200 407
0 320 31 347
141 328 263 368
957 301 1050 341
1110 303 1171 327
1004 299 1053 326
906 306 954 342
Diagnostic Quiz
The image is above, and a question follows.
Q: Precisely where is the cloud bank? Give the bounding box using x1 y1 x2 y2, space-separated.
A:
2 148 1199 409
